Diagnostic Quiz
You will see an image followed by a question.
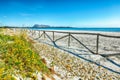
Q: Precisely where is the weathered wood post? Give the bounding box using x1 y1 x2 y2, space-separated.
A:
68 33 71 47
96 34 99 54
32 30 35 36
53 31 54 41
43 31 45 39
52 31 56 48
39 31 40 37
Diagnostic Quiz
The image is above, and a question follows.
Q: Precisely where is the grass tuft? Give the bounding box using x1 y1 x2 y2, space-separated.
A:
0 33 50 79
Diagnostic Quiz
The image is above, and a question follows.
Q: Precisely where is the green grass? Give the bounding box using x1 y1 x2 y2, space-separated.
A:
0 33 50 80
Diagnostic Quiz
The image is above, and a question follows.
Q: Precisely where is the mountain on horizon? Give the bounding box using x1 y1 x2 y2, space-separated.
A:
32 24 50 28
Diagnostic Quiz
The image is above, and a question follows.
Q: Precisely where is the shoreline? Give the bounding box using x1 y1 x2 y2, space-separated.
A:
31 27 120 32
30 28 120 37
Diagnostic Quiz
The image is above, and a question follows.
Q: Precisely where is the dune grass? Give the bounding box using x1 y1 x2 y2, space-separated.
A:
0 32 50 80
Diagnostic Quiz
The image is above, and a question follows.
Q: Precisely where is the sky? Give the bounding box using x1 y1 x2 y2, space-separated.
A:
0 0 120 27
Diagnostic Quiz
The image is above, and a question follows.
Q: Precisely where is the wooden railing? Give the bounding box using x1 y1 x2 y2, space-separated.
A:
27 29 120 57
6 28 120 74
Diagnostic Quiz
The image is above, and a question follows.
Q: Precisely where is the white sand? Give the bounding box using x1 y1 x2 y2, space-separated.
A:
28 29 120 72
23 29 120 79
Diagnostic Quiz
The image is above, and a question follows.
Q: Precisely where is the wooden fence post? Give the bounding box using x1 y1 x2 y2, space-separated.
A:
68 33 71 47
39 31 40 37
96 34 99 54
43 31 45 39
53 31 54 41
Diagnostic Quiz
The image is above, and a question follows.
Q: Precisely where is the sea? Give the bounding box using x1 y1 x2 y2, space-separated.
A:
30 27 120 32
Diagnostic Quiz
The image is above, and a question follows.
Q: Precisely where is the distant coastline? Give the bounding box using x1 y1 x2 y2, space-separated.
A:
31 27 120 32
0 26 120 32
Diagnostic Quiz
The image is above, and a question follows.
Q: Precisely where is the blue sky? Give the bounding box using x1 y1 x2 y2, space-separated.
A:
0 0 120 27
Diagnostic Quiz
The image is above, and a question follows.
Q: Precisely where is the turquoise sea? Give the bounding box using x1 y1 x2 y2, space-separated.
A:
30 27 120 32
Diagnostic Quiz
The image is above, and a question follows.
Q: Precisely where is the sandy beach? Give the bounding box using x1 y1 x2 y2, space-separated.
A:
2 28 120 79
1 28 120 80
27 29 120 79
1 0 120 79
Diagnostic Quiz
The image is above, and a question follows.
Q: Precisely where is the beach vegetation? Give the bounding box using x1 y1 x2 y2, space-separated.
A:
0 33 50 79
